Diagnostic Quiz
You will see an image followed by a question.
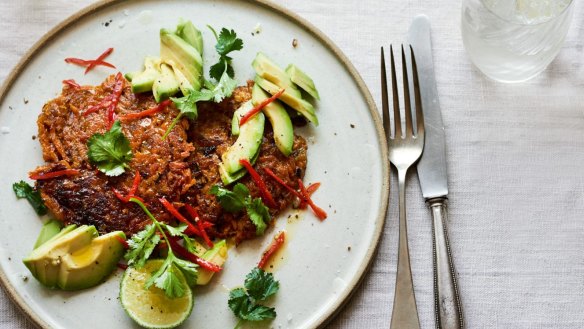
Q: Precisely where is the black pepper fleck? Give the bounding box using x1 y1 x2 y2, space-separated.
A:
348 246 352 251
32 135 36 140
292 39 298 48
23 98 29 104
350 124 355 128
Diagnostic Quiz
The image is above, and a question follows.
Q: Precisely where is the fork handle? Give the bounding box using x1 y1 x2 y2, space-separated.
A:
427 197 464 329
391 170 420 329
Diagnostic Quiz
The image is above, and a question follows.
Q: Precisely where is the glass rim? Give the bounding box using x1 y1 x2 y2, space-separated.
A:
481 0 575 26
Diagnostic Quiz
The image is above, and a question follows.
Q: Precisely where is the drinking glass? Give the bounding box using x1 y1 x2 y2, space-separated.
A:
461 0 574 82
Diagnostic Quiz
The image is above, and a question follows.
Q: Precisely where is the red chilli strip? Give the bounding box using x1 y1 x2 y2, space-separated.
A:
263 168 303 200
82 72 124 120
128 170 141 196
117 263 128 270
159 198 201 236
239 159 278 209
84 47 114 74
29 169 80 180
184 204 213 248
62 79 81 88
258 231 286 270
120 99 172 121
167 237 222 272
115 235 129 249
64 58 116 69
298 182 321 209
112 188 130 203
106 72 125 127
239 89 285 126
298 179 327 220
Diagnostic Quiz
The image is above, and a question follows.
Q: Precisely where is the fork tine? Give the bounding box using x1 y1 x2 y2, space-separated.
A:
401 45 413 137
390 45 401 138
409 45 424 137
381 47 390 142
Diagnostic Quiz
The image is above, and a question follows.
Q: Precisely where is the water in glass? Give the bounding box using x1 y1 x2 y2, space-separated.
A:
461 0 574 82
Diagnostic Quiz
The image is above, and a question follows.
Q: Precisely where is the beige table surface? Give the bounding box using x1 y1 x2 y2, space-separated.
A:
1 1 583 328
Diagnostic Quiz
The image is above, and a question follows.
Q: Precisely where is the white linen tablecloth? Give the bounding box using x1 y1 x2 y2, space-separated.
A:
1 1 583 328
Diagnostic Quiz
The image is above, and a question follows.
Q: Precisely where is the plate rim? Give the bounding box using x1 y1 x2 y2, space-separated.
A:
0 0 390 328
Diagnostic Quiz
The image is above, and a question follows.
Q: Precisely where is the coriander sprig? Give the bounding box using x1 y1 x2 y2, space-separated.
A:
165 27 244 139
87 120 133 176
228 267 279 327
210 183 271 235
125 197 198 299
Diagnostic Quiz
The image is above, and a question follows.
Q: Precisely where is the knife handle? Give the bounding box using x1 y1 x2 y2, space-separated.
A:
427 197 464 329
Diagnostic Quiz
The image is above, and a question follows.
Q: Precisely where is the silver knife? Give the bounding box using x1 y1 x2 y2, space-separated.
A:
407 15 464 329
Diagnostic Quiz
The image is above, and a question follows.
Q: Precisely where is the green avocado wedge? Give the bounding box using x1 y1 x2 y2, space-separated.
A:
23 225 126 290
252 83 294 156
153 63 180 102
255 76 318 126
196 240 228 285
160 28 203 92
221 100 265 177
129 56 162 94
286 64 320 100
176 19 203 55
252 52 301 98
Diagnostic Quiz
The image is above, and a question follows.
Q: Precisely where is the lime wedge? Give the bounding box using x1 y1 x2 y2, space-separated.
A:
120 260 194 329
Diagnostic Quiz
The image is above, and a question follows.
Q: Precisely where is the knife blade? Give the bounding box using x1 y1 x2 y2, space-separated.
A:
407 15 448 200
407 15 464 329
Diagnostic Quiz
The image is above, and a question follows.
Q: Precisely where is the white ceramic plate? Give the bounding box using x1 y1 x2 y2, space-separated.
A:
0 1 388 328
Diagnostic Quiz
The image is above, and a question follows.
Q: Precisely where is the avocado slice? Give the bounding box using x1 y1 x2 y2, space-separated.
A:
176 19 203 55
252 83 294 156
23 225 125 290
221 100 265 176
153 63 180 102
252 52 301 98
231 100 254 136
219 148 260 185
286 64 320 100
33 219 63 249
37 224 77 249
255 77 319 126
57 231 126 291
129 56 162 94
196 240 228 285
160 28 203 92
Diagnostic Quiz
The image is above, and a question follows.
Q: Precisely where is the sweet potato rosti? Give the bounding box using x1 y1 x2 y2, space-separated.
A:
32 75 306 242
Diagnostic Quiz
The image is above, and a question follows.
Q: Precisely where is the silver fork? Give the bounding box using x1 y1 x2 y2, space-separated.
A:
381 45 425 329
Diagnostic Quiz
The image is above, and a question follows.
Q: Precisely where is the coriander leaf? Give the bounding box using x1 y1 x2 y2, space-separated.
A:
245 197 270 235
228 288 251 317
146 256 186 299
212 70 238 103
12 181 47 215
244 268 279 301
125 224 160 268
209 185 245 212
242 305 277 321
233 183 250 200
228 268 279 323
87 121 132 176
208 26 243 81
209 61 227 82
215 28 244 56
173 256 198 285
165 89 216 140
163 222 188 237
171 89 216 121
